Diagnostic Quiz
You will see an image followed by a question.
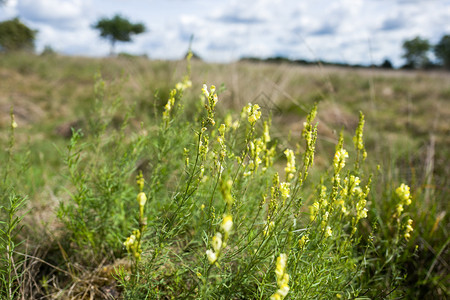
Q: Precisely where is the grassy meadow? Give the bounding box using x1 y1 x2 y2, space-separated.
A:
0 52 448 299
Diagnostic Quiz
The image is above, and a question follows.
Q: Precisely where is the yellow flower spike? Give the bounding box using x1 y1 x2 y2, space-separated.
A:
333 148 349 172
275 253 287 277
272 253 290 300
353 111 365 151
284 149 296 181
263 121 271 143
279 182 290 202
404 218 414 240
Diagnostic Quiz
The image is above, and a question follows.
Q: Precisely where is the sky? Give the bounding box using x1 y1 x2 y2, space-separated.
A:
1 0 449 67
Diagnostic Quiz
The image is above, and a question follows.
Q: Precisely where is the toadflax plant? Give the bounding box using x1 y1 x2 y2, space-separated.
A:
48 55 417 299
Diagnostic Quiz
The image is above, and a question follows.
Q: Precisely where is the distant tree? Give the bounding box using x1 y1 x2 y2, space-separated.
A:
402 36 431 69
434 34 450 69
41 45 56 56
0 18 37 52
380 59 393 69
93 14 146 55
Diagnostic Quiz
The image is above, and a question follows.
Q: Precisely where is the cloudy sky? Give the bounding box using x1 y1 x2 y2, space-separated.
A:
1 0 449 67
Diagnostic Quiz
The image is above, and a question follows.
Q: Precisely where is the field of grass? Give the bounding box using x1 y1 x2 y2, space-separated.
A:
0 52 448 299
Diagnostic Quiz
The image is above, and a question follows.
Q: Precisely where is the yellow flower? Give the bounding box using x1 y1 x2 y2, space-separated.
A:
275 253 287 279
212 232 223 252
137 192 147 206
396 183 411 205
270 294 281 300
206 249 217 264
284 149 296 181
221 215 233 234
309 201 319 221
334 148 349 171
246 103 262 124
263 221 275 236
277 284 290 297
356 199 368 219
298 235 309 248
263 121 271 143
396 204 404 217
123 234 136 250
202 84 210 97
279 182 291 200
325 226 332 237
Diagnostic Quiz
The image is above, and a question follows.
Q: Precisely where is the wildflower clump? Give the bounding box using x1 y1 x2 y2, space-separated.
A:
270 253 290 300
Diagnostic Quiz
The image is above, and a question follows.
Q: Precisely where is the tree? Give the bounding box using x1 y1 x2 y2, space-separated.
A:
93 14 146 55
434 34 450 69
380 59 393 69
0 18 37 52
402 36 431 69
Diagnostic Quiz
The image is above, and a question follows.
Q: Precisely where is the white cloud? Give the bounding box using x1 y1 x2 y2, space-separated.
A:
17 0 92 29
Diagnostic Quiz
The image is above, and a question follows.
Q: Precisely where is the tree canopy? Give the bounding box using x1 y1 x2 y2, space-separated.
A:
0 18 37 52
402 36 431 69
93 14 146 55
434 35 450 69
